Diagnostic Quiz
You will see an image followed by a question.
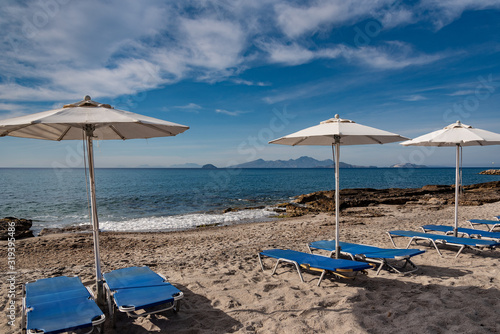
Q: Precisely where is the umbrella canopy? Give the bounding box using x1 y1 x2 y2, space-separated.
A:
270 114 408 258
0 96 188 140
401 120 500 236
0 96 189 303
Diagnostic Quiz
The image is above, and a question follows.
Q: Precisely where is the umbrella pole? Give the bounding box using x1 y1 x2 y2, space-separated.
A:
85 127 104 305
333 140 340 259
454 144 460 237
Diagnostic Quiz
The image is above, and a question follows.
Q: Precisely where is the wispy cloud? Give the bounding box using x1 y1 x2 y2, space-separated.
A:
420 0 500 30
447 90 476 96
174 103 203 110
257 40 446 70
215 109 246 116
342 42 446 69
274 0 394 38
231 78 270 86
400 95 428 101
170 103 203 113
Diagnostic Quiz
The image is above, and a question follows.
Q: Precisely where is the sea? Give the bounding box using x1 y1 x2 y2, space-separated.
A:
2 167 499 235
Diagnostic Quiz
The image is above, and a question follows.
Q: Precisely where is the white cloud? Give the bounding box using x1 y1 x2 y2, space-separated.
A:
173 103 203 113
400 95 427 101
257 40 444 70
0 0 494 104
179 17 245 70
342 42 445 69
274 0 394 38
420 0 500 29
258 41 316 65
215 109 246 116
231 78 270 86
448 90 476 96
378 8 415 28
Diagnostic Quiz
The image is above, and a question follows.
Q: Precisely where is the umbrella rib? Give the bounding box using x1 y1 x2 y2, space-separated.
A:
137 122 176 136
56 125 72 141
365 135 384 144
108 125 126 140
0 123 33 137
292 137 310 146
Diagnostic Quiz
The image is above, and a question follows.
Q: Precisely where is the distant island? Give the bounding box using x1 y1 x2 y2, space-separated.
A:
389 163 427 168
168 163 202 168
167 156 428 169
201 164 218 169
227 156 376 168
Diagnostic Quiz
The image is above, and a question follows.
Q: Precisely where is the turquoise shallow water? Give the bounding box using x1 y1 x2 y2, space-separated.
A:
1 167 498 233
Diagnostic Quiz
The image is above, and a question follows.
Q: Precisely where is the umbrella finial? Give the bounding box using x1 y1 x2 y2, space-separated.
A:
335 114 339 119
84 95 91 101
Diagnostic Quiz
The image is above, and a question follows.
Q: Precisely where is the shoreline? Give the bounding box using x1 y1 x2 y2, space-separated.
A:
8 180 500 238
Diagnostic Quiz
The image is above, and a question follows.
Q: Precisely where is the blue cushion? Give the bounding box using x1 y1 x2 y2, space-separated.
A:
260 249 371 271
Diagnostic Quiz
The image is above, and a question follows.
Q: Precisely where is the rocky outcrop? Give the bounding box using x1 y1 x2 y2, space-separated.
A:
0 217 34 239
282 181 500 217
479 169 500 175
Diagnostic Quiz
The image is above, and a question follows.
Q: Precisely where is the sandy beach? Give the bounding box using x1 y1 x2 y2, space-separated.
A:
2 200 500 333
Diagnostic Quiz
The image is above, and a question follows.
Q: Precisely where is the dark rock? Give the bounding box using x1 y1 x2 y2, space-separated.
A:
280 181 500 216
0 217 34 239
479 169 500 175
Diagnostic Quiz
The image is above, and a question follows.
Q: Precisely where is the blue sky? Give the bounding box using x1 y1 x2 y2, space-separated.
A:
1 0 500 168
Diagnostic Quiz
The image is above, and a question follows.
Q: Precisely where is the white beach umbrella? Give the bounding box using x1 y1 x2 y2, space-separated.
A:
269 114 408 258
401 120 500 237
0 95 189 303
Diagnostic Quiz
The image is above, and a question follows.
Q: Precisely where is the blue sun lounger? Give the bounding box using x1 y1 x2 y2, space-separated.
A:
307 240 425 275
467 219 500 231
22 276 105 334
103 266 183 327
258 249 371 286
422 224 500 242
388 230 500 257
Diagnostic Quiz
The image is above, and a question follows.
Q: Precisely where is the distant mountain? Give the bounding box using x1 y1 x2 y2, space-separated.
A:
228 156 374 168
168 163 202 168
202 164 218 169
390 163 427 168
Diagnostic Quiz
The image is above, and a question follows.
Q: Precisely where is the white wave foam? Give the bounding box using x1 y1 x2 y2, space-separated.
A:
99 207 277 232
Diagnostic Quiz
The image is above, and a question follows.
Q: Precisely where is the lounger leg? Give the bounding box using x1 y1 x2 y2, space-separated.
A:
258 254 265 271
293 262 305 283
271 259 305 283
430 240 442 256
455 245 466 258
387 232 398 248
317 270 327 287
405 237 415 250
271 260 281 276
375 263 384 275
104 284 116 328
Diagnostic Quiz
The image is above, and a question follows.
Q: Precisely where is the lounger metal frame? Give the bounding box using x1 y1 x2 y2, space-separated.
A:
22 276 105 334
104 268 183 328
307 243 420 275
387 230 498 258
421 224 500 242
467 219 500 232
258 250 368 286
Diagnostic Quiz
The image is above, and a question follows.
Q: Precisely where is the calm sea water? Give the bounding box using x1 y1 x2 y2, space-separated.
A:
1 167 499 234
